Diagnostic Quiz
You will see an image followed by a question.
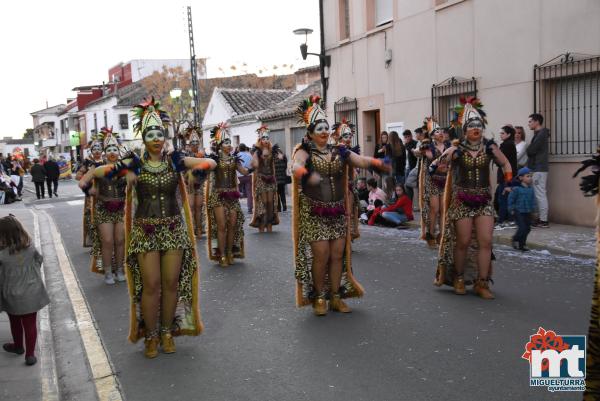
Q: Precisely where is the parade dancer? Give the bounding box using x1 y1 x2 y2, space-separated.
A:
76 136 104 248
573 150 600 400
205 122 249 266
94 97 215 358
418 118 450 247
291 96 388 316
331 118 360 240
78 127 127 284
249 125 279 233
433 97 512 299
184 127 207 237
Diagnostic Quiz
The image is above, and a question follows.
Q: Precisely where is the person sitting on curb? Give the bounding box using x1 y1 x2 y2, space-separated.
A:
380 184 414 228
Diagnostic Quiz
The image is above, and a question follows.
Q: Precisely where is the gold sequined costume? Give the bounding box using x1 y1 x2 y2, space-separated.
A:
435 139 496 287
250 147 280 228
205 153 245 261
124 158 202 342
418 141 449 240
292 143 364 306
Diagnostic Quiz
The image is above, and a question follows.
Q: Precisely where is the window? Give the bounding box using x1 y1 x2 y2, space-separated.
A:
291 127 306 148
103 110 108 128
431 77 477 128
375 0 392 26
233 135 240 147
93 113 98 133
334 97 359 147
535 53 600 155
270 129 286 155
339 0 350 40
119 114 129 129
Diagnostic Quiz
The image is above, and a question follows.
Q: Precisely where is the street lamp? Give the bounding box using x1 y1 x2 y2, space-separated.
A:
293 27 331 106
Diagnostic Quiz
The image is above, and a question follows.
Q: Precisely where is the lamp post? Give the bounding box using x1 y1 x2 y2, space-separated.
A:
294 6 330 106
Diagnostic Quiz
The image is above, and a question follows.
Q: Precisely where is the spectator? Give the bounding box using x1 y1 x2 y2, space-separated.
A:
380 184 413 227
526 113 550 227
356 178 369 211
494 125 518 228
383 176 396 202
0 173 17 204
515 126 528 168
508 167 536 251
366 178 387 211
11 160 24 198
367 199 386 226
402 130 418 202
274 147 289 212
44 157 60 198
30 159 46 200
237 143 253 213
448 118 461 140
388 131 406 184
373 131 391 160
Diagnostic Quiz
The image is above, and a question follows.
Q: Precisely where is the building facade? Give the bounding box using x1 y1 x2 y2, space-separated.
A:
322 0 600 226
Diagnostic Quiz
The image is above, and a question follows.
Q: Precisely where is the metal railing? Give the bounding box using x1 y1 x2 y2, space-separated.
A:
534 53 600 156
334 97 359 147
431 77 477 127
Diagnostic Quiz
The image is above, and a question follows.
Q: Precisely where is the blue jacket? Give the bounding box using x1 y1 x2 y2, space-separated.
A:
508 185 536 213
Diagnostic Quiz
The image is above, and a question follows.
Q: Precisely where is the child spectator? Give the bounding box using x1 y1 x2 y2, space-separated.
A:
0 215 50 366
368 199 386 226
366 178 387 211
508 167 537 251
381 184 414 227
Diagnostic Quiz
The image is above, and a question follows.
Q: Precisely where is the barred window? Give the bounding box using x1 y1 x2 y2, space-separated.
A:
431 77 477 128
119 114 129 129
334 97 359 147
534 53 600 156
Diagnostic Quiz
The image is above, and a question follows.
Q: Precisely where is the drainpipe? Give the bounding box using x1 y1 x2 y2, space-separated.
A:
319 0 328 108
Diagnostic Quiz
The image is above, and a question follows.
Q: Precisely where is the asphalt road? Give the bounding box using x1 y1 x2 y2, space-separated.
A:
36 183 594 401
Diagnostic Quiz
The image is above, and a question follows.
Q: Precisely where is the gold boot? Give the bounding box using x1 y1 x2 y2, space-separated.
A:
474 278 495 300
312 296 327 316
160 329 176 354
226 252 234 265
330 294 351 313
453 276 466 295
219 256 228 267
144 335 160 359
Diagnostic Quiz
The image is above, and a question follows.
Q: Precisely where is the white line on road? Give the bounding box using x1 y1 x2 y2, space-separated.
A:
34 204 54 209
40 210 123 401
66 200 85 206
31 210 59 401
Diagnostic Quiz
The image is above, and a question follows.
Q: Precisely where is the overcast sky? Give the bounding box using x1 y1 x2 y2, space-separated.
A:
0 0 320 138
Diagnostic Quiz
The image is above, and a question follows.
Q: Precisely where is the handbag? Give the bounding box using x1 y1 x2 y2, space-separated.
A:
405 166 419 188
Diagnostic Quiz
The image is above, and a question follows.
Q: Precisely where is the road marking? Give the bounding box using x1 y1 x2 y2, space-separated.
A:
34 204 54 209
66 200 85 206
41 210 123 401
31 210 59 401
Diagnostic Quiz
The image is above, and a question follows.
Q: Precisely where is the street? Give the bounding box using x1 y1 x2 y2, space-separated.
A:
12 179 594 401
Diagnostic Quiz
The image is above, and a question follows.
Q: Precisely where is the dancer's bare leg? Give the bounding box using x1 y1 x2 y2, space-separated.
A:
328 237 346 293
473 215 494 278
138 251 161 334
214 206 227 256
310 240 330 294
454 217 474 276
99 223 115 272
159 250 183 328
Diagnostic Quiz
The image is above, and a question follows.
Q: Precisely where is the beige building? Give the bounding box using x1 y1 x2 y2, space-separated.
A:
322 0 600 226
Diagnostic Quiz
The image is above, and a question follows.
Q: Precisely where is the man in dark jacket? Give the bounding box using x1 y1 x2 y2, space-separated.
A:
274 147 289 212
402 130 418 202
30 159 46 199
44 157 60 198
526 113 550 227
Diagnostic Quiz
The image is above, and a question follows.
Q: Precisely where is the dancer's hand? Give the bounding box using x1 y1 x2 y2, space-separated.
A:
307 171 321 186
126 171 137 187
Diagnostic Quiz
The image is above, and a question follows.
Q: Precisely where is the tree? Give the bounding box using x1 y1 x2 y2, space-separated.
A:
141 66 195 141
23 128 34 140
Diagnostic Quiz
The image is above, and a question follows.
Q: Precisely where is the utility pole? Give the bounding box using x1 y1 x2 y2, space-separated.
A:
187 6 202 146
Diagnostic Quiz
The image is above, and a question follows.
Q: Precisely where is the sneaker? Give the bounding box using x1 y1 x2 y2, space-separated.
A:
104 272 115 285
54 192 58 197
511 240 519 250
507 221 516 227
115 269 126 282
25 356 37 366
3 343 25 354
519 246 530 252
538 221 549 228
494 224 504 230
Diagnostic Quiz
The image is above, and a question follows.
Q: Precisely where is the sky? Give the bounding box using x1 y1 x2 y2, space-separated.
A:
0 0 320 139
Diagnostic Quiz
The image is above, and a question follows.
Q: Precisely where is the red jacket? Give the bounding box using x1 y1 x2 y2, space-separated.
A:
368 207 384 226
382 195 413 220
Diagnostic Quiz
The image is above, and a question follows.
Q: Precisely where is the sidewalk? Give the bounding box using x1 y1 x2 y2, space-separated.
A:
0 205 45 401
407 212 596 259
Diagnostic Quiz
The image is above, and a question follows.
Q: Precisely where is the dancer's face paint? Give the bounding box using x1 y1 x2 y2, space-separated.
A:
105 145 119 163
311 121 330 147
144 129 165 154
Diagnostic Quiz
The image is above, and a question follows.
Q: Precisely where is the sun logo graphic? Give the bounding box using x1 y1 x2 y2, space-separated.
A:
522 327 586 392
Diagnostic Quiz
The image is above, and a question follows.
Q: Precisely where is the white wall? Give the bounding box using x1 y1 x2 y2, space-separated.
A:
201 89 234 147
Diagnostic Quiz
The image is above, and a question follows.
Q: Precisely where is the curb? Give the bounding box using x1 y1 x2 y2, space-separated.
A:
405 219 594 259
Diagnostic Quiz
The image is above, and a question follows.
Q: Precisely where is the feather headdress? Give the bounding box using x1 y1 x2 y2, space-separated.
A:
97 126 121 150
453 96 487 128
131 96 170 137
296 95 327 129
573 147 600 197
210 122 231 146
88 132 103 151
184 126 202 144
256 124 270 138
332 118 354 138
422 117 440 135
